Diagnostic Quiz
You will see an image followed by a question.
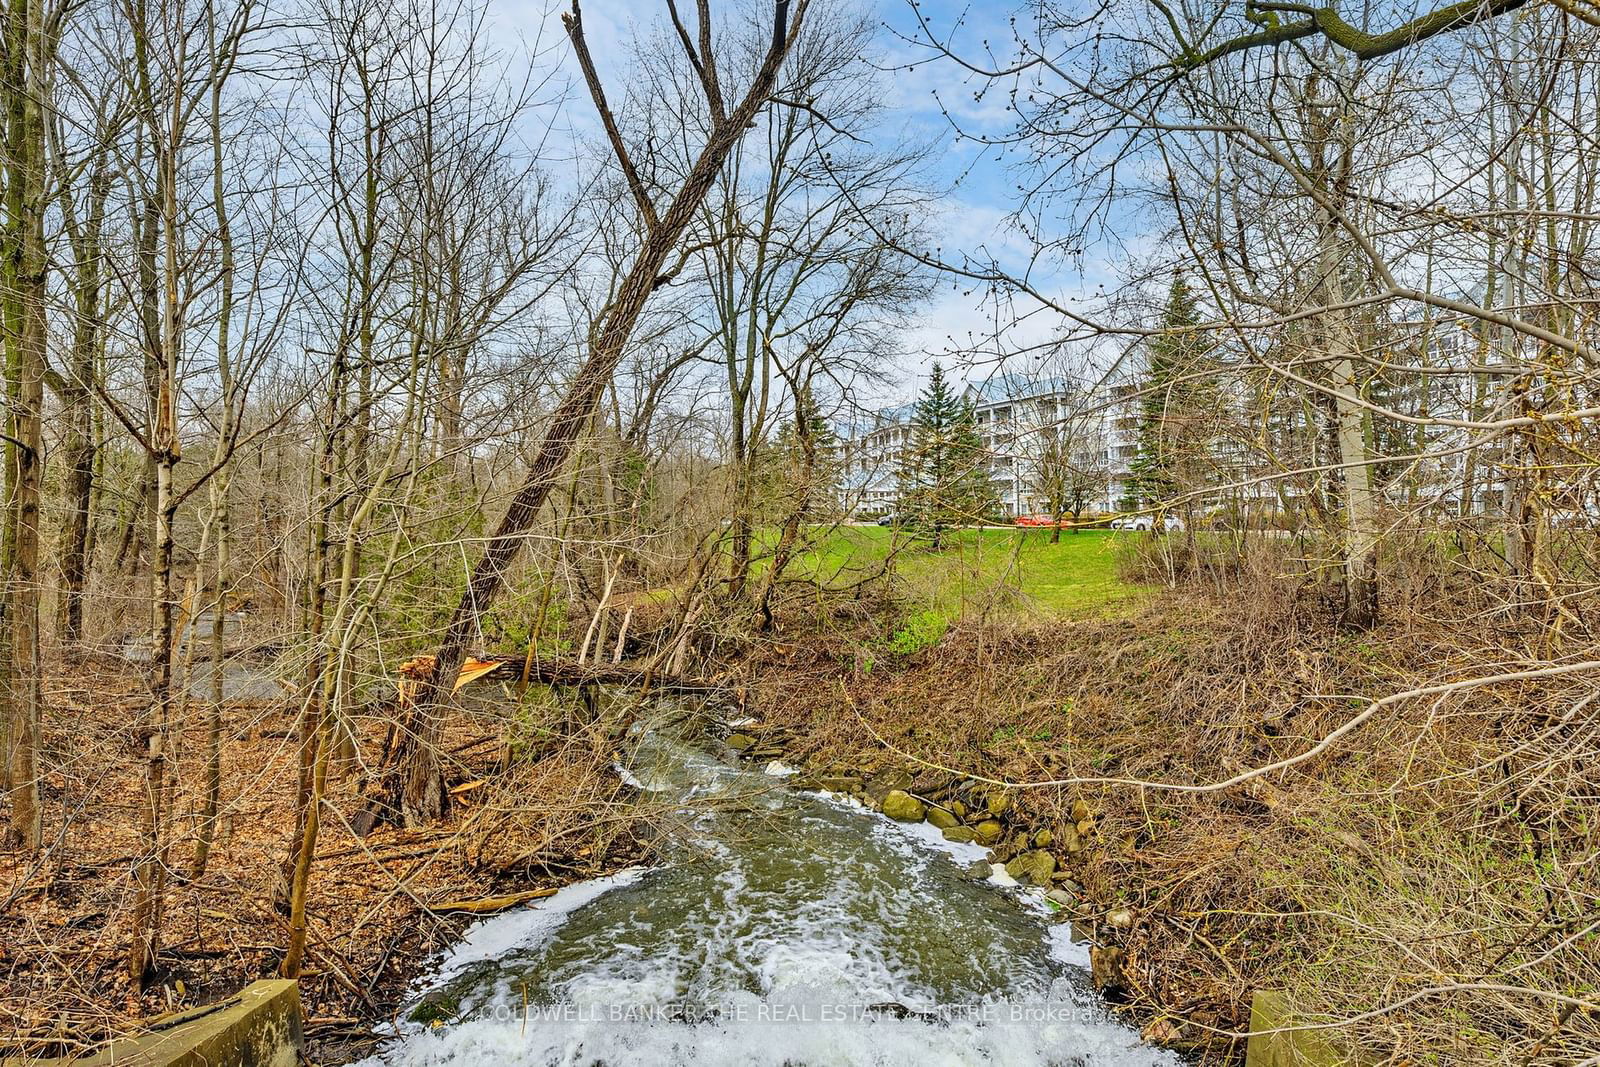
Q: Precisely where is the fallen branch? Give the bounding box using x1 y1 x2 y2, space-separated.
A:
842 659 1600 794
427 888 559 914
397 654 729 696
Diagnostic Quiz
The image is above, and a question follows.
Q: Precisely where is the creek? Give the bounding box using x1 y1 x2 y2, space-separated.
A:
359 716 1178 1066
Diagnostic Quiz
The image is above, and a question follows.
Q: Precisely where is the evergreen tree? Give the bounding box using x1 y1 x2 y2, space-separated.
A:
764 395 842 519
899 363 996 547
1126 276 1217 520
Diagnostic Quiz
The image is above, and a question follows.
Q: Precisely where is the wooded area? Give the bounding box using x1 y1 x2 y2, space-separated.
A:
2 0 1599 1062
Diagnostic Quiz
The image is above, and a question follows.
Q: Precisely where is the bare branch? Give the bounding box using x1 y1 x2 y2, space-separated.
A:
563 0 660 231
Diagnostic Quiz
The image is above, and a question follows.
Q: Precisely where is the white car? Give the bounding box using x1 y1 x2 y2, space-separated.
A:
1110 514 1185 532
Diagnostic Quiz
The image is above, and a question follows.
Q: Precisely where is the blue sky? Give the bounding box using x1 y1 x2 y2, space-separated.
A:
481 0 1129 405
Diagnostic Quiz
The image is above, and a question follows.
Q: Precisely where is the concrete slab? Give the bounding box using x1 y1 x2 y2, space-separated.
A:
18 980 303 1067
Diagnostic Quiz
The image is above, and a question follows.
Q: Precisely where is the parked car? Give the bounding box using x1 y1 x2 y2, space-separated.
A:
1013 514 1063 528
876 512 900 527
1110 514 1185 532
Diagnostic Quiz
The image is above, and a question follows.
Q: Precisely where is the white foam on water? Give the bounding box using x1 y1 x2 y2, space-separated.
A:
361 742 1177 1067
424 869 651 988
986 863 1022 888
364 870 1170 1067
613 763 648 789
367 1002 1174 1067
857 800 992 866
1047 920 1093 970
811 791 990 868
829 794 1033 895
812 790 1024 889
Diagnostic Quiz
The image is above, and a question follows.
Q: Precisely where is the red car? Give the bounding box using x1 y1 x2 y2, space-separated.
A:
1013 514 1062 527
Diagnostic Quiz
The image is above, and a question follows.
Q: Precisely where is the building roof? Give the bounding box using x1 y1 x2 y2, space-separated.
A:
843 371 1082 440
962 372 1078 406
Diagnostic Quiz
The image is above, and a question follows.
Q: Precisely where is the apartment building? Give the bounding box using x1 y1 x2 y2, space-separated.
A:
837 403 915 517
840 371 1144 519
839 309 1525 524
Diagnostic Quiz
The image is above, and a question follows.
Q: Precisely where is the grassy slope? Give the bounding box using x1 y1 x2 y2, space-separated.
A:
748 534 1600 1064
791 526 1145 622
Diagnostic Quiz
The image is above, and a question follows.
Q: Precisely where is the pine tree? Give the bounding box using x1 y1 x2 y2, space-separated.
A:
1126 276 1216 520
899 363 996 548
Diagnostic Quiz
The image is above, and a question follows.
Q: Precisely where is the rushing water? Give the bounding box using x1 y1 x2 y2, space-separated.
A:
360 724 1178 1067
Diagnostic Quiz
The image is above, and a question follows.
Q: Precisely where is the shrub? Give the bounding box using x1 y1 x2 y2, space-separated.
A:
886 608 948 657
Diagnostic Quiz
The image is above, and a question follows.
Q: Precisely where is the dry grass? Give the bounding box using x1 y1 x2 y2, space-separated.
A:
745 545 1600 1064
0 663 652 1061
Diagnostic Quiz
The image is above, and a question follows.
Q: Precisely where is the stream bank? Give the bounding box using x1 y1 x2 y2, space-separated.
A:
719 718 1197 1056
359 716 1179 1067
0 656 653 1064
732 598 1331 1063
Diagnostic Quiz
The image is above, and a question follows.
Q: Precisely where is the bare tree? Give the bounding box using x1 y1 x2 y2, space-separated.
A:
664 4 927 596
97 0 264 984
378 0 813 825
1017 395 1110 539
0 0 62 851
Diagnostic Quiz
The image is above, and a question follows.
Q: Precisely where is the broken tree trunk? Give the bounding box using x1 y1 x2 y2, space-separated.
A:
380 0 808 826
397 653 730 698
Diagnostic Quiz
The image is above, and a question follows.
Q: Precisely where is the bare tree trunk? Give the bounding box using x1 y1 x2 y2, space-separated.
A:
728 453 753 595
1 0 50 850
756 386 818 630
55 169 107 650
191 494 228 877
128 0 193 974
1308 83 1379 628
286 345 339 901
383 0 809 825
193 60 236 877
129 249 180 984
1330 341 1379 626
112 475 148 574
282 326 424 977
56 374 96 648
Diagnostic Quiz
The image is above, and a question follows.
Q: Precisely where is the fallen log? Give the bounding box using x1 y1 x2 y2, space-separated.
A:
428 887 559 914
395 654 730 696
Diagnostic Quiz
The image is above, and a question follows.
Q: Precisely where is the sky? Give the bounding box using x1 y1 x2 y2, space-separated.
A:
480 0 1130 408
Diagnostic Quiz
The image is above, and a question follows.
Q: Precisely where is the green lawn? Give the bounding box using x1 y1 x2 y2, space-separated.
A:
787 525 1144 622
